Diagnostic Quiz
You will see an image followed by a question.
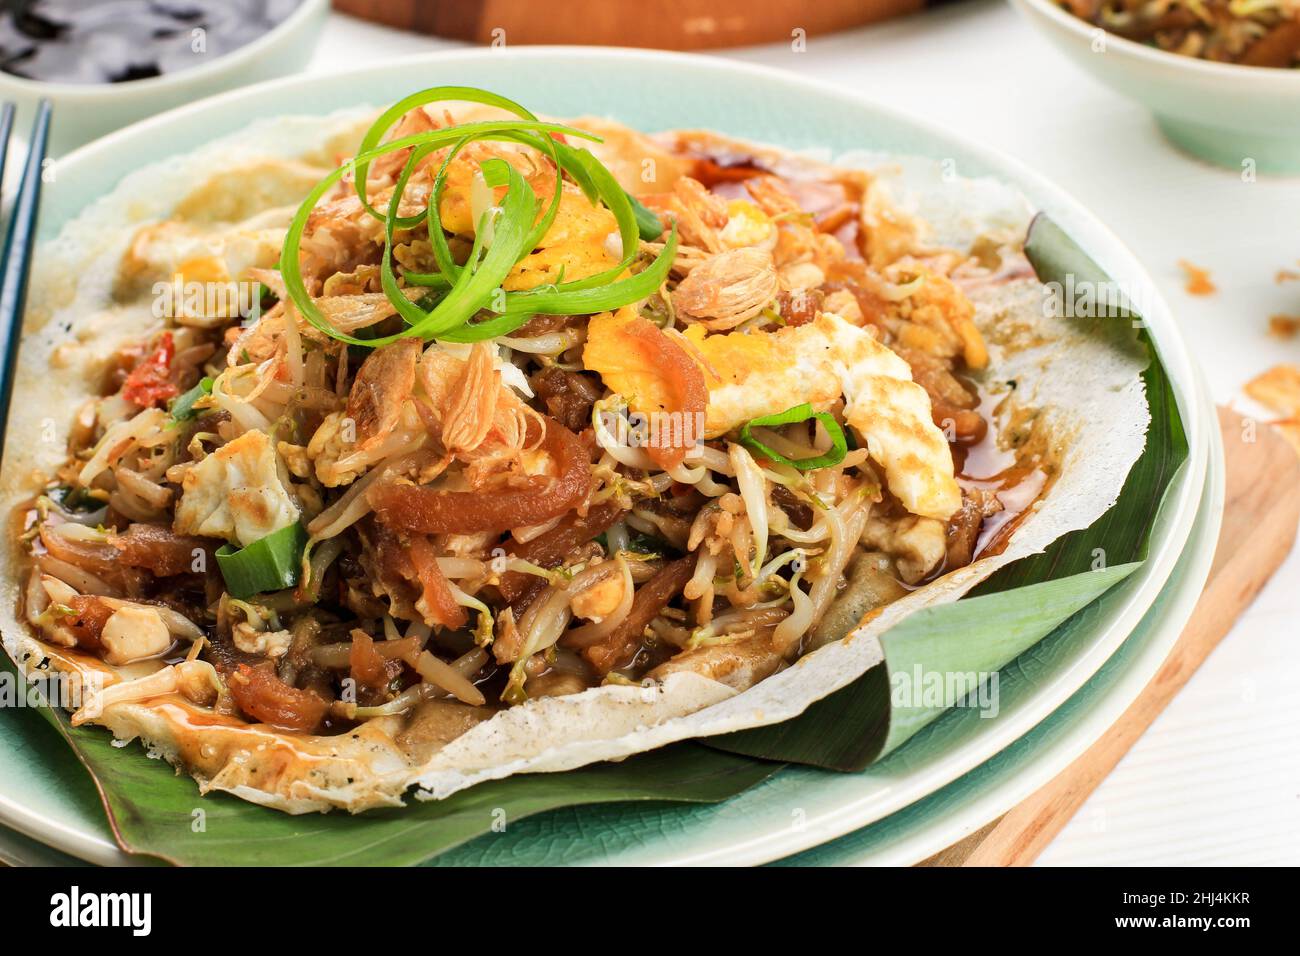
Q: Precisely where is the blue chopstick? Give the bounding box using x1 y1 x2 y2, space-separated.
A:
0 99 52 465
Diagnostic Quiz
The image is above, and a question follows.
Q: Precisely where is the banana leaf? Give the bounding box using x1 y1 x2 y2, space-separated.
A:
706 213 1189 769
0 656 780 867
0 215 1184 865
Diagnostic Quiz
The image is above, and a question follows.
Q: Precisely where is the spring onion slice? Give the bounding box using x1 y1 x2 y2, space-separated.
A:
738 403 848 471
419 126 564 287
625 190 665 241
281 119 587 347
549 141 641 286
442 225 677 341
499 225 678 317
169 376 213 422
352 85 549 222
436 311 536 343
420 132 635 292
402 271 453 289
377 141 464 329
282 85 672 348
399 159 540 340
420 129 642 293
215 522 309 599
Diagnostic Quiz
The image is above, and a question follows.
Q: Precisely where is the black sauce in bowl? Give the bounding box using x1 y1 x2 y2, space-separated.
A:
0 0 303 85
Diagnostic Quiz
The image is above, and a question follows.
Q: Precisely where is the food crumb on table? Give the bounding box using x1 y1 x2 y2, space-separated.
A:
1178 259 1216 297
1245 364 1300 458
1268 315 1299 340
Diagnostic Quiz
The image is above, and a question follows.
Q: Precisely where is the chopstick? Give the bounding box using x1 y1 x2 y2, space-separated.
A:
0 99 52 467
0 104 12 191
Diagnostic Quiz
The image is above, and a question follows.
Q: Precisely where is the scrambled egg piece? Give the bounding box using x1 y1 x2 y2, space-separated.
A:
719 200 775 249
583 307 679 418
892 267 987 370
175 430 299 546
505 186 621 291
570 574 627 622
689 312 960 520
119 211 288 324
587 309 959 521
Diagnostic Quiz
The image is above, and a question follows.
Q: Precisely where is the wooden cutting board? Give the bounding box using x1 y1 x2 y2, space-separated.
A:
333 0 929 49
921 407 1300 866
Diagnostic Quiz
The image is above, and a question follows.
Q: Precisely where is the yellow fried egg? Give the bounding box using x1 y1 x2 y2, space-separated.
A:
583 307 673 415
587 309 960 521
504 186 621 291
690 313 960 520
120 211 289 323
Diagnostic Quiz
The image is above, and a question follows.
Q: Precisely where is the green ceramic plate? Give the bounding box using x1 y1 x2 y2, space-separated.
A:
0 49 1209 865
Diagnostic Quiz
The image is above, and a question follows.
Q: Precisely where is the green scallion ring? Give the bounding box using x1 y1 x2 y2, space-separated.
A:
738 403 849 471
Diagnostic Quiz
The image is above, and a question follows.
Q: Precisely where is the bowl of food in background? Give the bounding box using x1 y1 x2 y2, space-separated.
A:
0 0 330 155
1010 0 1300 173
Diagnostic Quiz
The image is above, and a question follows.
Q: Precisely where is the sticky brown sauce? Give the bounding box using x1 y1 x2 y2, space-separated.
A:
953 384 1054 561
685 147 866 260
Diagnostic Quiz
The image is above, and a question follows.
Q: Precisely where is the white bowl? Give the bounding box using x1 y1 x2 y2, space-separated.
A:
1011 0 1300 173
0 0 330 155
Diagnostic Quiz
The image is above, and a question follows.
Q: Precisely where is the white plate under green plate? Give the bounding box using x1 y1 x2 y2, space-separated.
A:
0 49 1208 865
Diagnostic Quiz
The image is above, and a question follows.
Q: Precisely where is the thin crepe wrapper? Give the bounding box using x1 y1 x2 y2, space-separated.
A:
0 112 778 862
0 119 1167 862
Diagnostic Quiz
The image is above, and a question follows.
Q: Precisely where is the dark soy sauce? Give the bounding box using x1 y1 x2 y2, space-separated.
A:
0 0 302 85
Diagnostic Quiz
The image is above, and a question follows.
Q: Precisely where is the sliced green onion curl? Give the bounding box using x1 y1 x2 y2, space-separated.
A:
280 118 592 348
279 85 673 349
438 225 676 343
738 404 848 471
626 190 665 241
169 376 213 422
215 522 309 600
390 157 541 340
